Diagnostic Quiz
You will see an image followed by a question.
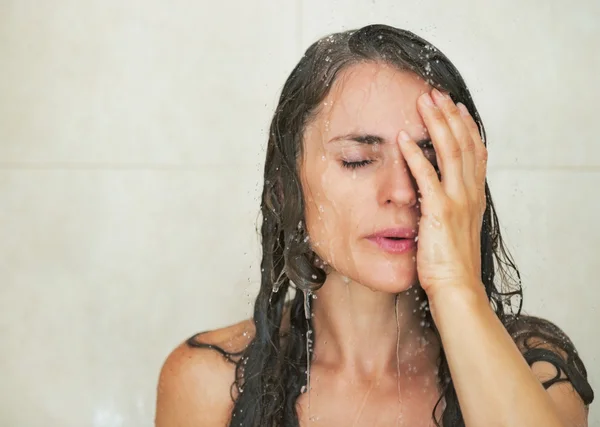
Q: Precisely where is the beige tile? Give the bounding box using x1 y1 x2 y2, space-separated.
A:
0 167 263 426
1 166 598 425
0 1 298 167
300 1 600 168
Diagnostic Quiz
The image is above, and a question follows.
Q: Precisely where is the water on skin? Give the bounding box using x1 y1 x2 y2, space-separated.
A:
395 294 404 426
301 286 432 424
306 166 429 424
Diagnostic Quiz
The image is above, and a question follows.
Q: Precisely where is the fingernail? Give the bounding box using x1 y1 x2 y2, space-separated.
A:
457 102 469 116
399 130 411 142
422 92 434 107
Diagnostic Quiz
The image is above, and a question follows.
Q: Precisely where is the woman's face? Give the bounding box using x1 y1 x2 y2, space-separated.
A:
300 62 436 293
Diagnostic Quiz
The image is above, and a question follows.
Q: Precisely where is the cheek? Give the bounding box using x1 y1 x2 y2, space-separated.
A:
304 191 364 256
302 160 374 248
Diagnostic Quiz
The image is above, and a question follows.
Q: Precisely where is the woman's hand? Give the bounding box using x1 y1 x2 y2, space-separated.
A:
398 88 488 301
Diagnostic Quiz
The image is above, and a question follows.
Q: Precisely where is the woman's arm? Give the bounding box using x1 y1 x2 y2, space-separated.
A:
429 284 588 427
398 89 590 427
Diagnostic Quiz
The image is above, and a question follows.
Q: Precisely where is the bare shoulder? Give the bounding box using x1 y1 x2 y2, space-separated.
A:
155 319 255 427
506 313 594 426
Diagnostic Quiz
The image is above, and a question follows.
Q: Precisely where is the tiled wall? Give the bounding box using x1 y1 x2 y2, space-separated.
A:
1 1 597 426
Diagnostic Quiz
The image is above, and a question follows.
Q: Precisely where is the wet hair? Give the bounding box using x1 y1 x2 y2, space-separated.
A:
188 24 594 426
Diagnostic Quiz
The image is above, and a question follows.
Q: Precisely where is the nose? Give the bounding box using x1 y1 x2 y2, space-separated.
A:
377 152 418 208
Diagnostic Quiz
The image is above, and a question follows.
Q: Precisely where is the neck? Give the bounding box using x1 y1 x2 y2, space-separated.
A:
309 272 439 380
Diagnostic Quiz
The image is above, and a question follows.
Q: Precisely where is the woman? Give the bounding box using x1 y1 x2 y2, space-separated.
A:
155 24 594 426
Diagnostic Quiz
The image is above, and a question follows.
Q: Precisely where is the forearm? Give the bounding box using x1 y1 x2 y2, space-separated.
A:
428 284 565 427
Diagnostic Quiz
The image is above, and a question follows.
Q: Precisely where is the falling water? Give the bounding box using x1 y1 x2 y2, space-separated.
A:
395 294 404 426
303 289 312 420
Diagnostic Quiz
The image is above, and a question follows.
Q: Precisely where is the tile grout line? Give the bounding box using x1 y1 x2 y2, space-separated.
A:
0 163 600 172
0 162 264 171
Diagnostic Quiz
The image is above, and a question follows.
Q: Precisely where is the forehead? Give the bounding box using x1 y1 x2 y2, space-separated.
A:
315 62 431 139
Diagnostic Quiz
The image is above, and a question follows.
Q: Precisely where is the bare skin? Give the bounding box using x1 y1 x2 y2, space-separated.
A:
155 62 589 426
157 313 443 427
155 315 587 426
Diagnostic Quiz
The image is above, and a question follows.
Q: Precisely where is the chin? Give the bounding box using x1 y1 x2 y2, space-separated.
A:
316 245 418 292
365 276 418 294
366 254 418 291
335 259 418 294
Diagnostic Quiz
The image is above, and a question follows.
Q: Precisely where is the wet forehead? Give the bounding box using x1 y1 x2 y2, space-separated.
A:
319 63 431 141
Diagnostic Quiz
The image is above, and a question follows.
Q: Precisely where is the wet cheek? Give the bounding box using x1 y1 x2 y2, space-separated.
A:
308 212 353 265
305 204 340 242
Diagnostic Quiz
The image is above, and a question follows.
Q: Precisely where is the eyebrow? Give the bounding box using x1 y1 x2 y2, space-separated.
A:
328 133 432 147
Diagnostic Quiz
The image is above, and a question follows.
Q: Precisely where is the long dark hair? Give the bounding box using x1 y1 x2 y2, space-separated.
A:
189 24 594 426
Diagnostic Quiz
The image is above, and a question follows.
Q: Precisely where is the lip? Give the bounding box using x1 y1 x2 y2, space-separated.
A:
367 236 417 254
366 228 417 254
367 228 417 239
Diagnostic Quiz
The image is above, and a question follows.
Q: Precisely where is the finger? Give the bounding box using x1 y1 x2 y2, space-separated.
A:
430 89 476 196
398 130 443 212
458 103 487 215
456 103 488 190
417 91 464 198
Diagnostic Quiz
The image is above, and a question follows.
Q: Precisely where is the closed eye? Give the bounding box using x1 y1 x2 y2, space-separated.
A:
341 159 373 169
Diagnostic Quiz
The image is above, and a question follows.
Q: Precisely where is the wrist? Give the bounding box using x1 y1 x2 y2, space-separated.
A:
427 281 490 320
